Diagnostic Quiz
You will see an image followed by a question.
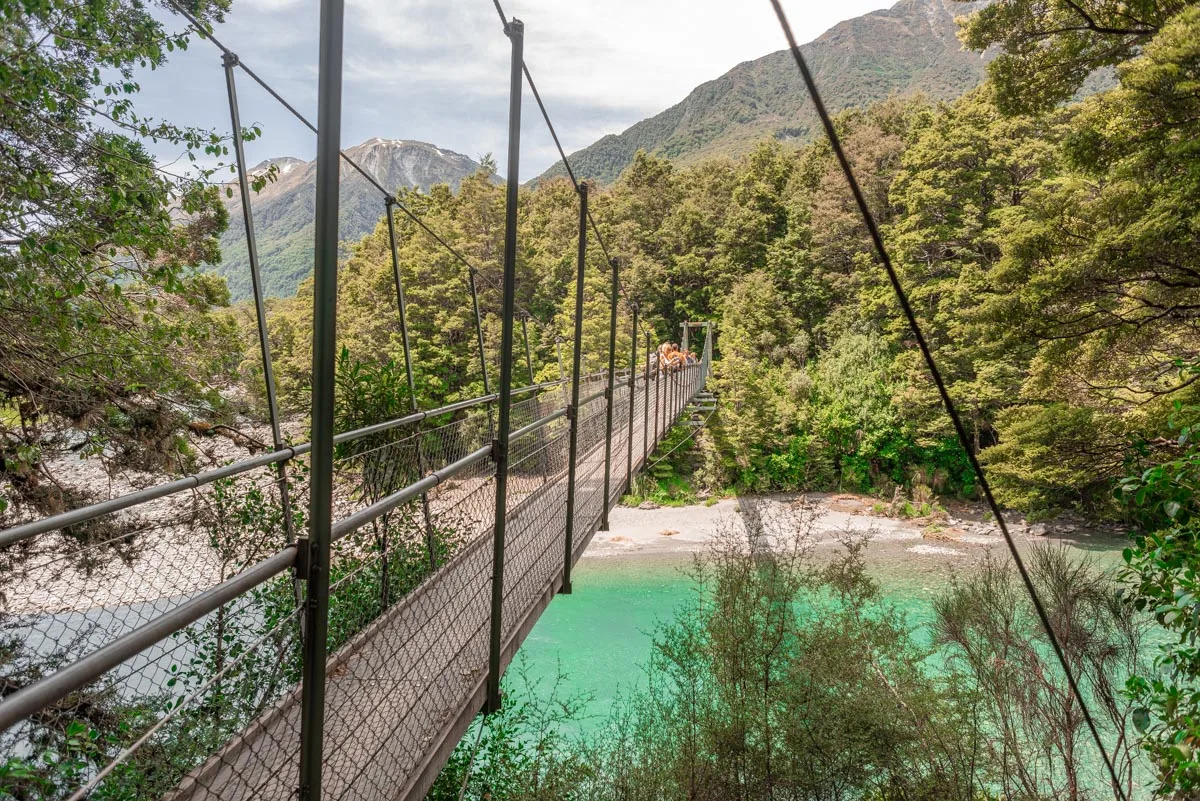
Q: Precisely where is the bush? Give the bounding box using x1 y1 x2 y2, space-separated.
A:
573 502 986 801
1120 397 1200 795
935 546 1146 801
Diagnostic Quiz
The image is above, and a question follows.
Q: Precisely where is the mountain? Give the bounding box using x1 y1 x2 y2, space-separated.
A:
538 0 990 184
214 139 482 300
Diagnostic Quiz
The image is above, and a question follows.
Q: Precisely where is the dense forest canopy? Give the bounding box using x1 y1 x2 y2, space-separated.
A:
254 0 1200 520
3 0 1200 793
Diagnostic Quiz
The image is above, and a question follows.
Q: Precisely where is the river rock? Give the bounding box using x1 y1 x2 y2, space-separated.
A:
1029 523 1049 536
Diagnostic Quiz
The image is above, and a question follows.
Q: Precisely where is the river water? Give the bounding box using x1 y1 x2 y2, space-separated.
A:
517 494 1131 731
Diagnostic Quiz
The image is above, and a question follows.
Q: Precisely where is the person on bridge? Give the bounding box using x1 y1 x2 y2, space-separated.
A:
658 342 685 372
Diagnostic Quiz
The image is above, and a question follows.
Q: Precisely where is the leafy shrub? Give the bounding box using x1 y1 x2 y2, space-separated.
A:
573 504 987 800
1120 396 1200 795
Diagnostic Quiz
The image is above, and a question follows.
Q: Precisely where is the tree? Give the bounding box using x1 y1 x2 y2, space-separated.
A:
880 90 1056 451
709 272 812 489
955 0 1189 114
979 8 1200 509
576 504 987 801
0 0 245 514
1119 385 1200 794
935 546 1146 801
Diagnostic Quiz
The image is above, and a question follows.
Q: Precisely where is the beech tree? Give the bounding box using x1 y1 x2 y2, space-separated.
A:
0 0 247 516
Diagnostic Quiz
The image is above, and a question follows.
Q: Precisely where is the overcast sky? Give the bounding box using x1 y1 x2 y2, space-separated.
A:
138 0 895 178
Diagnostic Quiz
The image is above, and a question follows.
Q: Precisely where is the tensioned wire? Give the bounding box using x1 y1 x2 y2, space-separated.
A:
487 0 638 313
643 372 714 475
766 2 1129 799
163 0 563 342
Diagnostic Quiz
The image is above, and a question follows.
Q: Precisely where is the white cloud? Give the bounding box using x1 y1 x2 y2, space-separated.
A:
238 0 305 12
136 0 896 176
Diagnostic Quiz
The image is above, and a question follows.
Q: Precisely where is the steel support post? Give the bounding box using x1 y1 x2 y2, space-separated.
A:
654 356 661 449
625 303 638 493
561 183 587 596
385 200 437 572
677 367 682 421
486 17 523 716
555 336 566 410
674 368 679 423
669 366 674 427
671 364 677 426
599 256 619 531
643 332 651 466
682 321 689 354
522 314 549 483
521 314 535 385
222 53 297 601
299 0 343 796
469 267 496 440
663 370 669 434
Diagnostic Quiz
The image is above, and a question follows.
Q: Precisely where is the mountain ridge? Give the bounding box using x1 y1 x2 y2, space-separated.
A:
537 0 990 184
213 139 482 300
213 0 994 300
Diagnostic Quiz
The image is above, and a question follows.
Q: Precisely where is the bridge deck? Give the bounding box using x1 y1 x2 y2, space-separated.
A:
167 369 696 801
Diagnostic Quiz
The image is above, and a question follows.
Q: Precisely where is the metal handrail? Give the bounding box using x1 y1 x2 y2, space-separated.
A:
0 545 299 732
332 444 492 541
0 352 714 793
0 400 579 734
0 378 573 550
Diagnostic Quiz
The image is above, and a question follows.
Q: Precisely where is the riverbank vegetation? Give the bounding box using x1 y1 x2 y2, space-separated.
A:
431 503 1147 800
3 0 1200 796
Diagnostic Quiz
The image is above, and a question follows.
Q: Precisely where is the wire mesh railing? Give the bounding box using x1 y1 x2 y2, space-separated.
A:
0 348 709 801
0 1 715 796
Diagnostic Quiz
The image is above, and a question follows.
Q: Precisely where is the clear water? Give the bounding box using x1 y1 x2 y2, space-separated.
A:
517 534 1130 732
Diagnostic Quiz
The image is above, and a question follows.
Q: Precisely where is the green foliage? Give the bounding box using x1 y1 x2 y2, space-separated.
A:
1118 395 1200 530
880 90 1053 450
711 290 972 496
972 7 1200 513
1120 391 1200 794
334 346 414 442
624 423 704 507
0 0 245 516
1123 525 1200 794
982 404 1129 514
955 0 1180 114
935 546 1146 800
269 167 582 411
708 271 810 490
567 507 988 800
427 661 590 801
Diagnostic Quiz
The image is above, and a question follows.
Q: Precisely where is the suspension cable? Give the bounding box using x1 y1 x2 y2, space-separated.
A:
487 0 634 310
644 391 715 474
164 0 561 340
767 3 1128 799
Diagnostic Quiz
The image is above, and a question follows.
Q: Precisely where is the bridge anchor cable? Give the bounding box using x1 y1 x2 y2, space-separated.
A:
767 2 1128 798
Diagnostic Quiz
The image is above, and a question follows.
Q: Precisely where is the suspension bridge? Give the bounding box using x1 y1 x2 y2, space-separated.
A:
0 0 1132 798
0 2 716 798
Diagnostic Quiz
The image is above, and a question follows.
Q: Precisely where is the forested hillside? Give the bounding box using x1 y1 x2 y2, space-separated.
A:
537 0 991 184
265 0 1197 522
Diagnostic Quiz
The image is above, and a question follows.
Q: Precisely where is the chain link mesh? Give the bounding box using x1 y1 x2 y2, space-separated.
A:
1 338 710 801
